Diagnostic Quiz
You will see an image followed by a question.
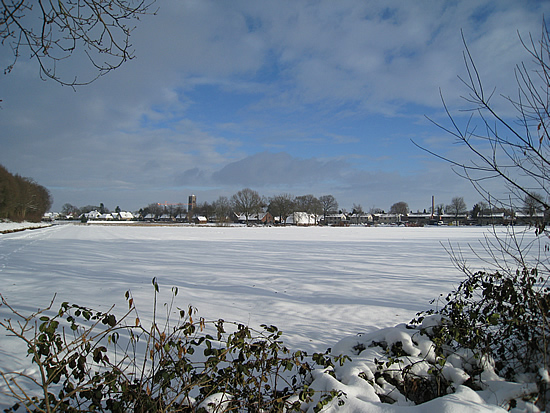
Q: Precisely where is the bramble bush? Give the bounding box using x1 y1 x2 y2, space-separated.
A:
413 265 550 409
0 278 344 412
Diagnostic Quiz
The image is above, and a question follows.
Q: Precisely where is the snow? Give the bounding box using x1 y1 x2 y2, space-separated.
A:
0 221 52 233
0 223 541 411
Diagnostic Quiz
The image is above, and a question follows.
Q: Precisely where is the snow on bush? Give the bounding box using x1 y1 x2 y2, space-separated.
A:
301 318 539 412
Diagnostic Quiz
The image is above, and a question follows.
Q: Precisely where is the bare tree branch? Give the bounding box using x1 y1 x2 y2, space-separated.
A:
0 0 156 87
414 19 550 224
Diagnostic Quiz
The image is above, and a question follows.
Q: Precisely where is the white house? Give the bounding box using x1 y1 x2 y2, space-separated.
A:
117 211 134 220
349 213 372 225
286 212 319 226
373 213 402 225
83 210 101 220
194 216 208 224
323 213 348 226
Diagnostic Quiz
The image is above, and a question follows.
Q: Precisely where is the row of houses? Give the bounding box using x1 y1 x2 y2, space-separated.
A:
225 211 547 226
80 211 135 221
44 211 136 221
277 211 546 226
45 209 547 227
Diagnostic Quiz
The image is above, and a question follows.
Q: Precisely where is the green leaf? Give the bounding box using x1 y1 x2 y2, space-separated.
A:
488 313 500 325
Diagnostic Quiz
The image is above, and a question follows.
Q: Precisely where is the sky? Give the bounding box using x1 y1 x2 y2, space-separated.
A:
0 0 548 213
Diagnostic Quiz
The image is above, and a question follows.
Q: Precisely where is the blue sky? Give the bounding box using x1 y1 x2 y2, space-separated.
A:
1 0 547 213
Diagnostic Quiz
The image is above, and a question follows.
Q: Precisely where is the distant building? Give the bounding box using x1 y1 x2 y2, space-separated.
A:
323 213 348 226
188 195 196 212
286 212 319 226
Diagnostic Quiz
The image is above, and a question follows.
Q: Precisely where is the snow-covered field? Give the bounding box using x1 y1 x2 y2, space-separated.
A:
0 223 541 411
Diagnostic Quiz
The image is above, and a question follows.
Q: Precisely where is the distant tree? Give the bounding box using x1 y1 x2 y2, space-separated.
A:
166 204 177 218
213 196 232 223
173 203 186 218
79 205 100 214
478 201 489 215
197 201 215 222
390 201 409 215
369 207 383 214
142 203 163 218
0 165 15 219
0 0 156 87
99 203 109 214
17 177 52 221
471 203 481 221
268 194 295 226
295 194 322 224
231 188 264 225
295 194 321 212
522 192 545 217
445 197 467 218
0 164 52 221
61 203 80 217
350 204 364 225
319 195 338 223
431 203 445 217
115 206 121 213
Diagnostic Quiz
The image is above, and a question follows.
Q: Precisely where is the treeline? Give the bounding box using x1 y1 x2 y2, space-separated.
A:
139 190 341 224
0 164 52 222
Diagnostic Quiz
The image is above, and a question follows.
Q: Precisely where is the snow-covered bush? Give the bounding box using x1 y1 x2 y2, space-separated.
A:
0 279 343 412
412 266 550 409
300 319 539 411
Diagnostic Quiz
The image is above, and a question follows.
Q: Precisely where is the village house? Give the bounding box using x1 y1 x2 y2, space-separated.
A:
233 212 274 225
322 213 348 226
194 216 208 224
372 213 403 225
406 213 432 226
82 210 101 220
348 213 373 225
285 212 319 226
116 211 134 220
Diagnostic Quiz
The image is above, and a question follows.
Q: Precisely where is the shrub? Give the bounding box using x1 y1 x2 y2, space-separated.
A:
413 266 550 409
0 278 344 412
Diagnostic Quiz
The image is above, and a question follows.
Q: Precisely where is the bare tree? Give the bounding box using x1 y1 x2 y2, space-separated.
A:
523 192 545 217
1 0 155 86
369 206 383 214
197 201 215 222
350 203 364 225
416 21 550 234
390 201 409 215
412 23 550 404
61 203 80 217
294 194 322 224
142 202 163 218
173 203 186 219
213 196 232 224
268 193 295 226
231 188 264 225
445 196 467 218
319 194 338 223
0 165 51 221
